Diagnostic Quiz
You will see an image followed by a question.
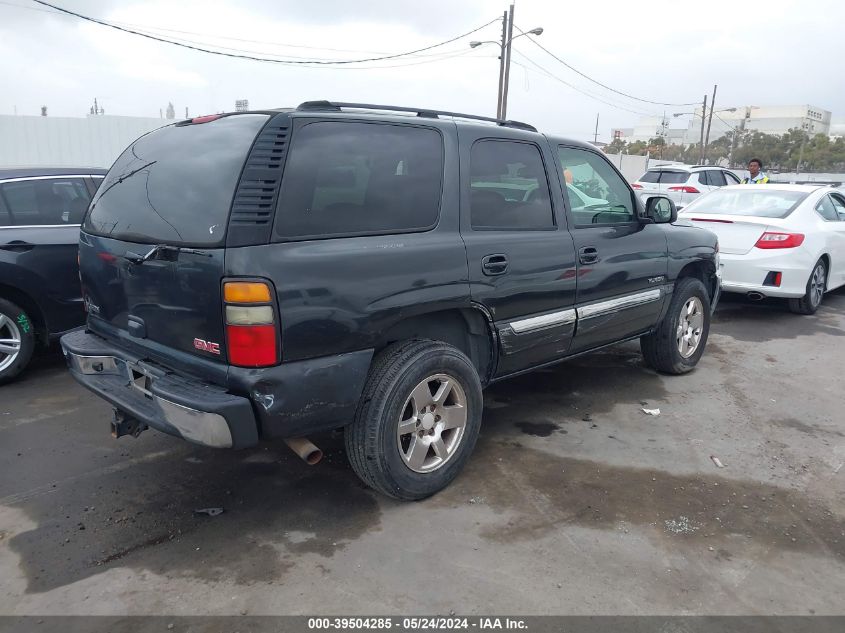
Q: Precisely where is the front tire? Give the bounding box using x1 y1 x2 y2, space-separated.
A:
345 339 483 501
641 277 711 375
788 258 826 315
0 298 36 385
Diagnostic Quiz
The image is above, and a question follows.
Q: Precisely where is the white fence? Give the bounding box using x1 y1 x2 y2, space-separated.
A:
603 152 650 183
0 115 172 169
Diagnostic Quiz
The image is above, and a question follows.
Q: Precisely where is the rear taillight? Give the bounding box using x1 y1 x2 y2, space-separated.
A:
667 186 700 193
223 280 278 367
754 232 805 249
191 114 222 124
631 183 643 189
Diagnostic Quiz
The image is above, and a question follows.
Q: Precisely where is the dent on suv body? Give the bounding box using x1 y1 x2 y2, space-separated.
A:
62 102 720 500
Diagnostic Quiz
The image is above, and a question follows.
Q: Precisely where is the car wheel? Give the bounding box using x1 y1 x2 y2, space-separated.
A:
641 277 711 375
0 298 36 385
788 259 826 315
345 339 483 501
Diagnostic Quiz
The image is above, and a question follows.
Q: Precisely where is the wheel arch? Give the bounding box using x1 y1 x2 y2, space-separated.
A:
676 259 718 303
373 307 496 386
0 282 48 345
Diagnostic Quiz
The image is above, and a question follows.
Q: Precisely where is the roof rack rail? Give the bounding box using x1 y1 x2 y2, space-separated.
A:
296 101 538 132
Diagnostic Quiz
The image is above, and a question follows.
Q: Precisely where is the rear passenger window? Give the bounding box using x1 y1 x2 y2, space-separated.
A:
0 178 91 226
274 121 443 240
705 171 727 186
816 196 838 222
470 140 554 229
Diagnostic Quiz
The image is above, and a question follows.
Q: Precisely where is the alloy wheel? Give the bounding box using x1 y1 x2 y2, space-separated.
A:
397 373 467 473
676 296 704 359
0 314 22 373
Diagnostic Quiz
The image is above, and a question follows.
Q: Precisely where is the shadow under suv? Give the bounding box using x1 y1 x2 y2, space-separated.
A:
62 102 720 499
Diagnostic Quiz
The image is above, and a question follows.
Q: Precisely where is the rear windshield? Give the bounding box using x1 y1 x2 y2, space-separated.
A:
682 188 809 218
84 114 269 246
639 170 689 184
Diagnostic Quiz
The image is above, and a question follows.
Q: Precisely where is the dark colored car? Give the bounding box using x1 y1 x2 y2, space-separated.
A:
61 102 719 499
0 167 105 383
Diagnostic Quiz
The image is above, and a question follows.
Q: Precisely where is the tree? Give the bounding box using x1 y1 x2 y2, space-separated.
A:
604 138 627 154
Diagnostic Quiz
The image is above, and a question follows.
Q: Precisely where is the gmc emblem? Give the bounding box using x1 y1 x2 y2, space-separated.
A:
193 338 221 355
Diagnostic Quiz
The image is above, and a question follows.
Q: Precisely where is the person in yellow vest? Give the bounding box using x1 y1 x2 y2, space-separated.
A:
741 158 770 184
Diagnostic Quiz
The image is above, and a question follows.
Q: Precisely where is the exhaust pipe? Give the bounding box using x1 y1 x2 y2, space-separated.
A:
284 437 323 465
747 292 765 301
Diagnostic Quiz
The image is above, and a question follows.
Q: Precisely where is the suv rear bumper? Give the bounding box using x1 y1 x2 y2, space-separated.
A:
61 329 259 449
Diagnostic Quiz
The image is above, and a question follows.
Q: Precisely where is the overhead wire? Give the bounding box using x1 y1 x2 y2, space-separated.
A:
514 25 700 107
30 1 500 66
509 48 659 117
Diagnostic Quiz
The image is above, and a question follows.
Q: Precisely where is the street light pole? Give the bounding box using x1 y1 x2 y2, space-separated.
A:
703 84 718 164
495 11 507 119
471 11 542 120
699 95 707 163
500 3 516 120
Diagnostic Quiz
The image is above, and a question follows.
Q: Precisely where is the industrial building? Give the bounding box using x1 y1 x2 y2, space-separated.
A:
612 104 834 145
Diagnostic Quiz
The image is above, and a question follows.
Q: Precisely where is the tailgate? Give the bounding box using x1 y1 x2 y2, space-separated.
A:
79 233 227 362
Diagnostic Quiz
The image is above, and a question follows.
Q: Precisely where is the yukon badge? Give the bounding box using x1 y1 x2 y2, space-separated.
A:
648 275 666 284
193 338 221 354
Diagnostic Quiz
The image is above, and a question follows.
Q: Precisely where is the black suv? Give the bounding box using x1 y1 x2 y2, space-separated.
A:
0 167 106 383
62 102 719 500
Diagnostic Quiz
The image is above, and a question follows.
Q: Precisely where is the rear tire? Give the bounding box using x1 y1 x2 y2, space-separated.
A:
788 259 826 315
345 339 483 501
641 277 711 375
0 298 36 385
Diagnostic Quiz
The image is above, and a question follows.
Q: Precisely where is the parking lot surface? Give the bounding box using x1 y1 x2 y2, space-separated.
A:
1 291 844 615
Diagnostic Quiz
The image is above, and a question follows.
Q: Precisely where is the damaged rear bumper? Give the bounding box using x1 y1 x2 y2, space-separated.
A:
61 329 258 448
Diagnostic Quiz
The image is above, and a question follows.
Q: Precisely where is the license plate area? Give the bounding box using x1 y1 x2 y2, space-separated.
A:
125 362 154 398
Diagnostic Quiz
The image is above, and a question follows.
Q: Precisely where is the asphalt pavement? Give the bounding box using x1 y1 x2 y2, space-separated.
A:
1 291 844 615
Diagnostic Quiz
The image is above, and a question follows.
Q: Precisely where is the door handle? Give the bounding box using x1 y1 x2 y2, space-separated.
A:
0 240 35 252
481 254 509 276
578 246 599 265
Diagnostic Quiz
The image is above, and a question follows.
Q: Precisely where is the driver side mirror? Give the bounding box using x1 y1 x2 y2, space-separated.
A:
643 196 677 224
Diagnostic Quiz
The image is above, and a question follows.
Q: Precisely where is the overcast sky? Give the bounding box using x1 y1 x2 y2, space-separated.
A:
1 0 843 142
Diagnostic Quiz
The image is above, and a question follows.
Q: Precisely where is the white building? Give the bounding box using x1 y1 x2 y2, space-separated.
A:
679 105 831 144
614 105 833 146
0 114 173 169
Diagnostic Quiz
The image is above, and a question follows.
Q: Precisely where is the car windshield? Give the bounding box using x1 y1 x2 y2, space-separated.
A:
682 188 809 218
639 170 689 184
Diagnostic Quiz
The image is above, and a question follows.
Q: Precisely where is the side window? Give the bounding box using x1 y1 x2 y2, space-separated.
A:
275 122 443 240
815 195 838 222
0 196 10 227
0 178 91 226
724 171 741 185
827 194 845 221
707 171 727 187
470 140 554 229
558 146 635 226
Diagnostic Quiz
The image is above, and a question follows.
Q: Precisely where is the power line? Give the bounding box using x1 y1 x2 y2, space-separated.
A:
30 1 500 66
509 49 659 117
514 25 699 108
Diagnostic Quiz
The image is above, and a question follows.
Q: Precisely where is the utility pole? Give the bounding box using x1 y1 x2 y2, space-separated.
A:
495 11 508 119
796 117 808 180
698 94 708 164
500 3 516 120
703 84 718 164
593 113 600 144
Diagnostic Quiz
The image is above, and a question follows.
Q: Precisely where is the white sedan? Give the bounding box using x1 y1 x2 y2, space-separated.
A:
679 184 845 314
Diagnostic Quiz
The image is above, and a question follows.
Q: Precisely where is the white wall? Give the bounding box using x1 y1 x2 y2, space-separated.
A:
604 152 650 182
0 114 172 169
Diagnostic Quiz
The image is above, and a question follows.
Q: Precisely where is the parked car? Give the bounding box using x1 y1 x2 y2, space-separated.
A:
61 102 719 500
679 184 845 314
632 165 741 210
0 167 105 383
